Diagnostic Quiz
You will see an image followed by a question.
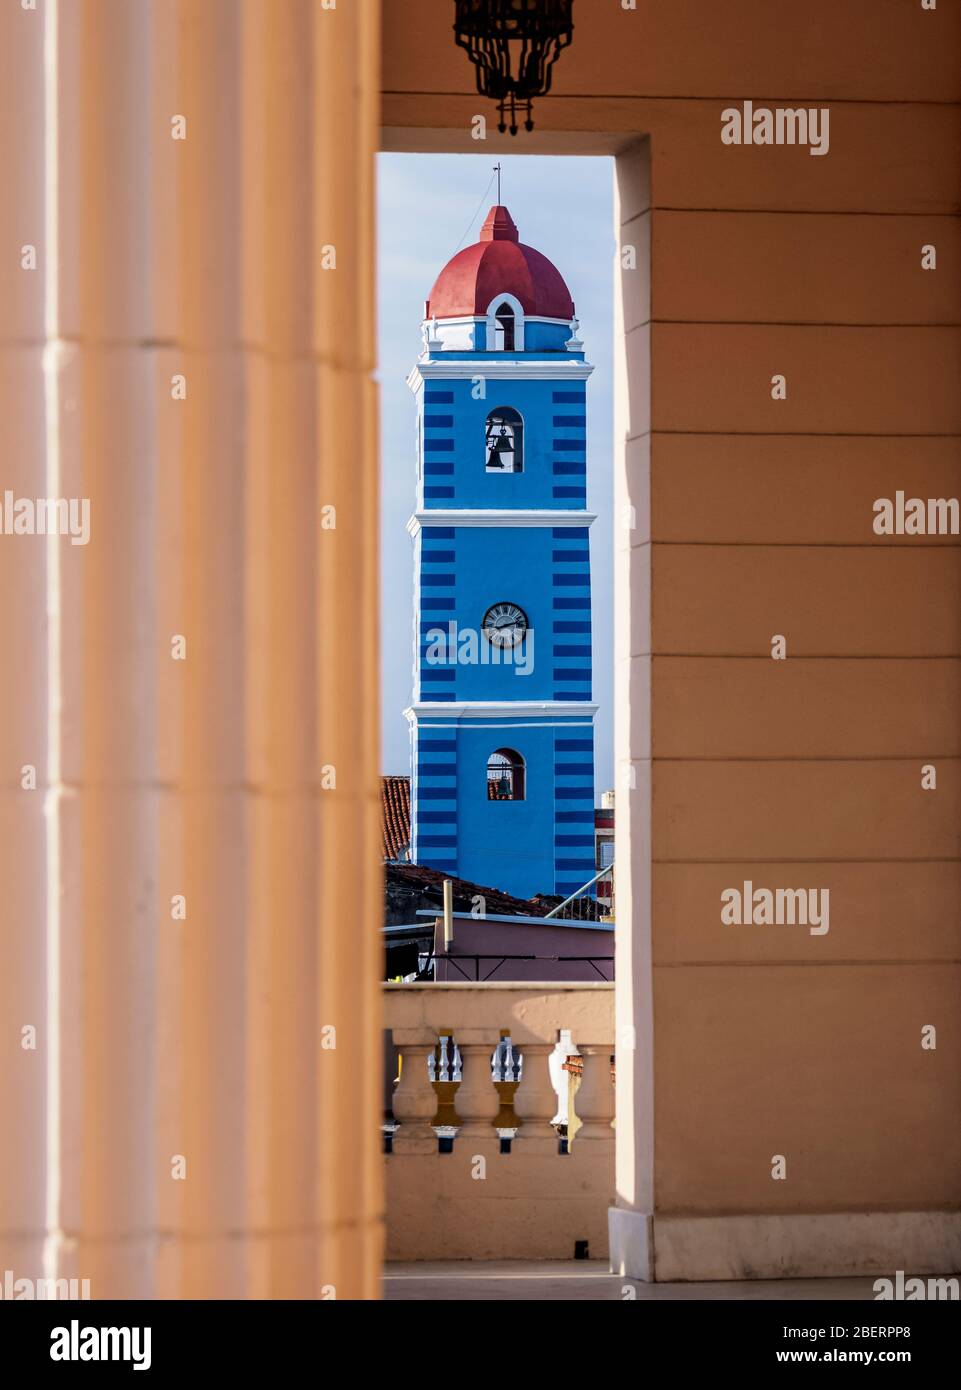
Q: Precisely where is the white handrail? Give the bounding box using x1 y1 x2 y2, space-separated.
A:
544 861 615 919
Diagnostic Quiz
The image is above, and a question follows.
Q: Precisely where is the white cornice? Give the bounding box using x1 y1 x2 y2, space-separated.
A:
420 315 577 330
408 509 595 536
407 359 593 389
405 701 598 721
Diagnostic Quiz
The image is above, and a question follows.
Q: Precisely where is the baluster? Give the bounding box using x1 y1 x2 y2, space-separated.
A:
493 1034 520 1136
391 1036 439 1153
550 1030 575 1127
454 1037 501 1140
562 1051 582 1139
570 1046 615 1143
513 1042 561 1150
434 1034 460 1134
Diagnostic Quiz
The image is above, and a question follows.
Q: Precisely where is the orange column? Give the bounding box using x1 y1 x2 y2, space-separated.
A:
0 0 48 1286
0 0 381 1301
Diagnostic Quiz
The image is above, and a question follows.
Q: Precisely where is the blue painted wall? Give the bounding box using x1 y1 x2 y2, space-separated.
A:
417 525 591 705
409 316 596 900
420 372 587 510
413 715 595 899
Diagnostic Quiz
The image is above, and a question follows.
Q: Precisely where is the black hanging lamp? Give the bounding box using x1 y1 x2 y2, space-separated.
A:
454 1 574 137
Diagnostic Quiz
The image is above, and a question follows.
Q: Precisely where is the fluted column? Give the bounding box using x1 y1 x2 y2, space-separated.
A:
0 0 381 1301
0 0 47 1284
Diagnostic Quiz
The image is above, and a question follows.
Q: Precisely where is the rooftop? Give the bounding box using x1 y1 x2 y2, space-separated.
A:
426 205 575 322
381 775 411 861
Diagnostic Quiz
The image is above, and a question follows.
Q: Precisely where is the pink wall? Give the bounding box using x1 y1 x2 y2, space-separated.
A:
431 915 614 983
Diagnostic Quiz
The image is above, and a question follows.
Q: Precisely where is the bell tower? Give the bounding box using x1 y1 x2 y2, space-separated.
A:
405 204 596 901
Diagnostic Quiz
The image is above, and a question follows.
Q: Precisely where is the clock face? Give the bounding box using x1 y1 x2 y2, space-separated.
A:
482 601 528 649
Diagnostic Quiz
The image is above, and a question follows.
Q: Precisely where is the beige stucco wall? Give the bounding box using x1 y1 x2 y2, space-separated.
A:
384 984 615 1260
382 0 961 1278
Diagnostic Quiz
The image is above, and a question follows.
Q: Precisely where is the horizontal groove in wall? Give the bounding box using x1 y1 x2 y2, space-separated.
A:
649 320 961 329
652 958 961 968
651 756 961 768
654 857 961 865
384 90 961 109
631 431 961 440
647 656 961 663
638 542 961 550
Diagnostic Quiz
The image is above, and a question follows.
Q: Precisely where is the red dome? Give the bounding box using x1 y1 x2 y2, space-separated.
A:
426 206 574 321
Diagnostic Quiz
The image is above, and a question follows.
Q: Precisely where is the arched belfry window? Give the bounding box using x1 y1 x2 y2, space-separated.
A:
485 293 525 351
487 749 525 801
485 407 523 473
493 301 515 350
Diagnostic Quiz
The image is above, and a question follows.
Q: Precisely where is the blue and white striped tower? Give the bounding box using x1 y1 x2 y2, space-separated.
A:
405 204 596 901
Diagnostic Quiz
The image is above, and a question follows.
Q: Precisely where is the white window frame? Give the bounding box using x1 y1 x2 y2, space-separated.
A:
485 293 525 352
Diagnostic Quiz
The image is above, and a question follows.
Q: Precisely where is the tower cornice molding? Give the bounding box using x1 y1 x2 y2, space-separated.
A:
407 509 596 536
422 314 575 330
407 359 593 390
405 701 598 722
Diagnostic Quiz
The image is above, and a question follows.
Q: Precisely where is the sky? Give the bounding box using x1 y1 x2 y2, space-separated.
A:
377 152 615 793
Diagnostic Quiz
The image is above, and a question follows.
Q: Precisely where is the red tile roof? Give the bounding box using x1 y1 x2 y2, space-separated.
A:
386 860 544 918
381 776 411 861
381 776 605 920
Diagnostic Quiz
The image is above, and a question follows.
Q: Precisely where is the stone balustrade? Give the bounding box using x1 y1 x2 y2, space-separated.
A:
383 983 615 1261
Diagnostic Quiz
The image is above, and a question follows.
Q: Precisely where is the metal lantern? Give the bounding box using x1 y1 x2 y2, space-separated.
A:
454 0 574 136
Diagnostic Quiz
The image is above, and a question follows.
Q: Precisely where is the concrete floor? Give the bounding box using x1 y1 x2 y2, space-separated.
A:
384 1261 882 1301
